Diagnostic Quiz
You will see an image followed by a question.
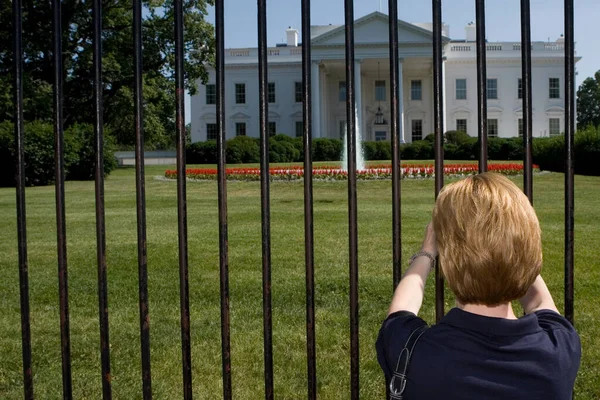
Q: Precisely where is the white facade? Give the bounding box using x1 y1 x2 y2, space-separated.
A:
191 12 579 143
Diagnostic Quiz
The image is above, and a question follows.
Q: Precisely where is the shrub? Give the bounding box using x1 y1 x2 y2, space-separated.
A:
313 138 342 161
574 127 600 176
402 140 433 160
226 136 260 164
187 140 218 164
0 121 116 187
65 124 118 181
269 138 300 163
532 127 600 176
445 130 471 146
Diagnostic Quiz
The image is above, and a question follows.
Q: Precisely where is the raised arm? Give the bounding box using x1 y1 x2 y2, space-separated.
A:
388 223 437 316
519 275 559 315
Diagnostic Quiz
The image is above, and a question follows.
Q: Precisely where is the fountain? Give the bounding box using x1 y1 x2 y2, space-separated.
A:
341 109 366 172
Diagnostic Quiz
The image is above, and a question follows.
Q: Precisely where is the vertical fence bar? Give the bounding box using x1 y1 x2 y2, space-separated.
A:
215 0 232 398
563 0 575 325
301 0 317 397
257 0 274 398
343 0 359 398
92 0 112 397
520 0 533 203
13 0 33 397
174 1 193 398
52 0 73 396
388 0 402 291
475 0 488 172
432 0 445 323
132 0 153 396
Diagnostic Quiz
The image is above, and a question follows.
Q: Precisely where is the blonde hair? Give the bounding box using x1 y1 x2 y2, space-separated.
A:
432 173 542 306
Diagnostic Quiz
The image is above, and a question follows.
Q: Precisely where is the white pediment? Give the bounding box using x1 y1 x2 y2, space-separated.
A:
230 112 251 119
311 12 444 46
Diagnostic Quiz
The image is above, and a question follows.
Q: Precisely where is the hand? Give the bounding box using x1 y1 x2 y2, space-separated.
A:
421 222 438 257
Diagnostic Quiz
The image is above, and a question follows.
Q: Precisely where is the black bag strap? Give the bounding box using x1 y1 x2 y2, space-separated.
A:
388 325 428 400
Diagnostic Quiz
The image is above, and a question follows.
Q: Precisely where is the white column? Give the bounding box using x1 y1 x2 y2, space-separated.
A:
355 60 363 137
398 58 405 143
311 61 321 138
442 57 447 133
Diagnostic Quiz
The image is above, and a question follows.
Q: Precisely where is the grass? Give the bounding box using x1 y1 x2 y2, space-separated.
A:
0 162 599 399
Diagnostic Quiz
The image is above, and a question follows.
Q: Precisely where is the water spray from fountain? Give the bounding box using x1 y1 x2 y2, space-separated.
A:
341 108 366 172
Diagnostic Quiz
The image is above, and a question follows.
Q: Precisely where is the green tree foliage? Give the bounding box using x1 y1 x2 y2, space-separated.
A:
577 70 600 129
0 0 215 149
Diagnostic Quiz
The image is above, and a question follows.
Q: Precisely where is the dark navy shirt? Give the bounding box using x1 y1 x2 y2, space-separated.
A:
376 308 581 400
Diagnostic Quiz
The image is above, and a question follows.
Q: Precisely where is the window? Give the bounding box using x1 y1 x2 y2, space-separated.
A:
487 79 498 100
375 130 387 141
235 83 246 104
339 81 346 102
549 118 561 136
295 121 303 138
268 122 277 137
206 123 217 140
206 84 216 105
235 122 246 136
268 82 276 103
456 119 467 133
549 78 560 99
411 80 422 101
518 118 524 137
339 120 347 139
487 119 498 137
411 119 423 142
517 79 522 99
295 82 303 103
456 79 467 100
375 80 386 101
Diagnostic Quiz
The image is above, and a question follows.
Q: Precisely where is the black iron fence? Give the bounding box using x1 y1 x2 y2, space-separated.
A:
10 0 575 399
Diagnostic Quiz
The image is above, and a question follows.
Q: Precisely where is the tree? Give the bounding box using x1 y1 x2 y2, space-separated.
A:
0 0 215 150
577 70 600 130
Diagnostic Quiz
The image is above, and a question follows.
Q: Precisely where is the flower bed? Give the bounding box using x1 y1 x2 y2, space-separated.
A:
165 163 538 182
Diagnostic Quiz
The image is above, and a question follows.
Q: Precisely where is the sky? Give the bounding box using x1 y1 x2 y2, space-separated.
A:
185 0 599 122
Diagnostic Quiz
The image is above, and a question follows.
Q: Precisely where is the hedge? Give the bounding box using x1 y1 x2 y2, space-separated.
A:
0 121 117 187
532 127 600 176
184 128 600 176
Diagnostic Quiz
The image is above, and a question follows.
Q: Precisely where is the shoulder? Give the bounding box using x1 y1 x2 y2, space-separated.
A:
375 311 428 379
534 309 580 342
534 309 581 362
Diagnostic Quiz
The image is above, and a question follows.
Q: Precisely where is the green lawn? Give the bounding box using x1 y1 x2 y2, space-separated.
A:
0 163 598 399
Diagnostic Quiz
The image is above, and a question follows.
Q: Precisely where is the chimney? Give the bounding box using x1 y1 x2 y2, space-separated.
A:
465 22 476 42
286 27 299 47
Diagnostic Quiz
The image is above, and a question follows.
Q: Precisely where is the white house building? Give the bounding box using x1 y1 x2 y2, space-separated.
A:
191 11 579 143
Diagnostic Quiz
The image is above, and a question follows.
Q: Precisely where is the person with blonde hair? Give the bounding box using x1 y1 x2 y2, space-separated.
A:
376 173 580 400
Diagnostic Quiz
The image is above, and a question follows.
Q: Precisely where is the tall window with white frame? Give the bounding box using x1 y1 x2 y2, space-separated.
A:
294 82 303 103
235 83 246 104
295 121 303 138
518 118 524 137
549 118 561 136
268 82 276 103
487 79 498 100
456 79 467 100
517 79 522 100
339 81 346 102
487 119 498 137
206 84 216 105
268 121 277 137
375 80 386 101
235 122 246 136
549 78 560 99
206 123 217 140
411 80 422 101
456 119 467 134
411 119 423 142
